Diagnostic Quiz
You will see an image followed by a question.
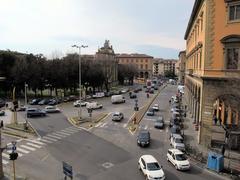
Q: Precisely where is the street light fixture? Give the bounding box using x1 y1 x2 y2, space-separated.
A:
72 44 88 120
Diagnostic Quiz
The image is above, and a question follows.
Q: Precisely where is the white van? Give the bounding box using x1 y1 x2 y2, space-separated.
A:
111 95 125 104
86 102 103 109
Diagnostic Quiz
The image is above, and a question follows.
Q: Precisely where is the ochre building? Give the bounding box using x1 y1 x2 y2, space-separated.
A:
184 0 240 149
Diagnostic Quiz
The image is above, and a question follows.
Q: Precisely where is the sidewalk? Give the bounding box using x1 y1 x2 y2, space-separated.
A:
182 95 240 179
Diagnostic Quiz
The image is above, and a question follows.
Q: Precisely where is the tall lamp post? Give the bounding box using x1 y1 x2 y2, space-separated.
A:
24 82 28 106
72 44 88 120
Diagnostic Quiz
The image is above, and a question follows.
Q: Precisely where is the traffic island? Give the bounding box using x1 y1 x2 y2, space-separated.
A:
3 123 36 138
68 112 109 129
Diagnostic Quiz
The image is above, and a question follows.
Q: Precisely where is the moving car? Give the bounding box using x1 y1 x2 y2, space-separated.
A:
0 110 5 116
26 108 46 118
167 149 190 170
137 130 150 147
154 116 164 129
38 99 50 105
45 106 61 113
146 108 155 116
73 100 88 107
86 102 103 110
170 134 185 151
138 155 165 180
152 104 159 111
130 93 137 99
29 98 42 105
112 112 124 121
111 95 125 104
149 89 154 94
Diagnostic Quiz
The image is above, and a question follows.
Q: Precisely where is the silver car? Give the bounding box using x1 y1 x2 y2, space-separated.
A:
112 112 124 121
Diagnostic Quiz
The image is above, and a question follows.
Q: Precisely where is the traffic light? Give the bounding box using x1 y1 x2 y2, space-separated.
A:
13 100 18 110
9 152 18 160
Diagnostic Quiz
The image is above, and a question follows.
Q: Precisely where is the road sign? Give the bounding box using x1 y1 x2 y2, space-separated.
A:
63 161 73 179
12 146 16 151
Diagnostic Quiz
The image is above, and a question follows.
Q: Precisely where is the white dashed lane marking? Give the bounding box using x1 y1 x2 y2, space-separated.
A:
20 145 36 151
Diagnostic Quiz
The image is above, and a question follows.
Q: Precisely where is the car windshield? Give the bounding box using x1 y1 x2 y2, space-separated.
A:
156 119 163 123
139 132 149 138
175 138 183 143
113 114 120 116
175 154 187 161
147 162 161 171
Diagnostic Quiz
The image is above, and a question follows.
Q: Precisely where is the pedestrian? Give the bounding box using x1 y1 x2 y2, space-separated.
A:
219 117 222 126
213 115 217 125
169 99 171 104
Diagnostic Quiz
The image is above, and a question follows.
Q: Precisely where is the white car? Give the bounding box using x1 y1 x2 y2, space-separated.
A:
86 102 103 110
138 155 165 180
44 106 60 113
112 112 124 121
152 104 159 111
73 100 88 107
170 134 185 151
167 149 190 170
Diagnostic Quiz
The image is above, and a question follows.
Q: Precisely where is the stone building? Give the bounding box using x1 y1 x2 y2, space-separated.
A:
94 40 118 88
116 53 153 79
184 0 240 149
178 51 186 85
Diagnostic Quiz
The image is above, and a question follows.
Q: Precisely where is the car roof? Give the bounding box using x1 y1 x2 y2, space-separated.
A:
168 149 184 155
172 134 183 138
113 112 121 115
141 155 158 163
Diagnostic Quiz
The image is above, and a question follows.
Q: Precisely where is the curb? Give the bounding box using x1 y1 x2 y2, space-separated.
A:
2 130 28 139
27 121 41 138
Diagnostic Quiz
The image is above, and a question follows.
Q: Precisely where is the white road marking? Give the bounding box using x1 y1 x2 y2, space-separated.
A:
62 129 76 133
52 133 67 138
65 128 79 133
145 118 156 121
2 159 8 165
20 145 36 151
144 125 148 130
95 122 102 128
57 131 71 136
47 134 62 140
100 122 107 128
123 123 127 128
42 136 57 142
2 153 9 158
25 139 45 145
26 143 42 148
67 127 80 131
14 147 30 154
40 139 52 143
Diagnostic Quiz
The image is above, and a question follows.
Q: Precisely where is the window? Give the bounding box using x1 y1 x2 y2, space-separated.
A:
126 59 129 63
145 59 148 63
136 59 138 63
229 3 240 21
199 51 202 69
141 59 143 63
140 64 143 69
145 64 148 69
226 48 239 69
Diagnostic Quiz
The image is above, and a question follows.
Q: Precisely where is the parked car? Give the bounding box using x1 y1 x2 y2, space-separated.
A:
45 106 61 113
38 99 50 105
86 102 103 110
154 116 164 129
149 89 154 94
17 105 27 111
170 134 185 151
146 108 155 116
48 99 60 105
167 149 190 170
130 94 137 99
152 104 159 111
120 88 129 93
112 112 124 122
137 130 150 147
26 108 46 117
145 89 150 93
170 125 182 138
138 155 165 180
73 100 88 107
0 110 5 116
29 98 42 105
154 86 158 90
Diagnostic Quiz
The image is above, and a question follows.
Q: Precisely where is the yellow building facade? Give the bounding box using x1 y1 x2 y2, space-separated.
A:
184 0 240 149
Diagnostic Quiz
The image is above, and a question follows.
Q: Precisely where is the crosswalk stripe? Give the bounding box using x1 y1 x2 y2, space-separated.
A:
2 159 8 165
40 138 52 143
63 129 78 133
2 153 9 158
57 131 71 136
26 143 42 148
20 145 36 151
26 139 45 145
16 147 29 154
61 129 75 134
43 136 58 141
52 133 66 138
47 134 62 140
6 151 23 157
67 127 80 131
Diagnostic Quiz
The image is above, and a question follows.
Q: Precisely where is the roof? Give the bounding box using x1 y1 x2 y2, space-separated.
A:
141 155 157 162
169 148 184 154
116 53 153 58
184 0 203 40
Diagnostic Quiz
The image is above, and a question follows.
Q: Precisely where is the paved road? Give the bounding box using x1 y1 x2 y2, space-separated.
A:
3 84 228 180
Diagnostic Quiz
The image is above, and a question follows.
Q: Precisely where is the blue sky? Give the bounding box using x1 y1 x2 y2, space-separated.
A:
0 0 194 59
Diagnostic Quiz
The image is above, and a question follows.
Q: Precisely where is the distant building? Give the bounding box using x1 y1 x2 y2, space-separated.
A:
116 53 153 79
184 0 240 148
153 58 177 77
178 51 186 85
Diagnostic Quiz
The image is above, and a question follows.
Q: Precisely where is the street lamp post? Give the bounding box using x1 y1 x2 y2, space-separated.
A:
24 82 28 106
72 44 88 120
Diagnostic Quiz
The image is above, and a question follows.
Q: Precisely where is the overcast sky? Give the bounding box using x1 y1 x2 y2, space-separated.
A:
0 0 194 59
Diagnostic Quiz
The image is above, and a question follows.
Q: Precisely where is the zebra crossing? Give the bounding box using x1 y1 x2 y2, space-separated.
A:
95 121 128 129
2 126 81 166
